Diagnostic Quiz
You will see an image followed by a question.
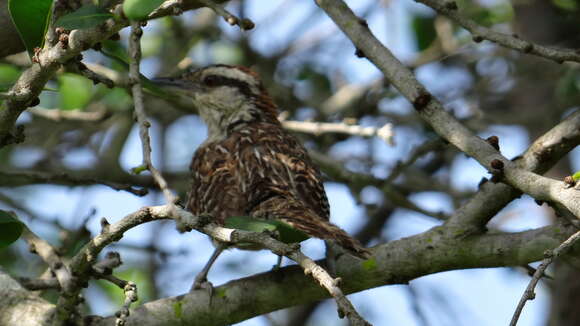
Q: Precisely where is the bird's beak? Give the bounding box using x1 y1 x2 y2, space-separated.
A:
150 77 202 95
147 77 202 112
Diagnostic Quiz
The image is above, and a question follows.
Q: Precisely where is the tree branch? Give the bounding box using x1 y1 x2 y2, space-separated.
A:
83 209 573 326
315 0 580 218
27 106 110 122
0 170 148 196
280 116 394 145
51 207 168 325
415 0 580 64
173 208 371 325
129 22 177 205
3 203 576 326
0 16 123 147
197 0 255 30
0 270 55 326
510 230 580 326
21 227 74 294
0 0 218 148
445 109 580 232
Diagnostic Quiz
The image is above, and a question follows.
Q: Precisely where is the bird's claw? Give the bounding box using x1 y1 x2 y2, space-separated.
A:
191 275 214 305
271 255 283 272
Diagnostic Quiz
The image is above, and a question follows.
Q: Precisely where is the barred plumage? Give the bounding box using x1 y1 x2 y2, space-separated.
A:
154 64 368 288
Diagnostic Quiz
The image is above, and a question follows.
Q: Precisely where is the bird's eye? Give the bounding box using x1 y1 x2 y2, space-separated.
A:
202 75 221 87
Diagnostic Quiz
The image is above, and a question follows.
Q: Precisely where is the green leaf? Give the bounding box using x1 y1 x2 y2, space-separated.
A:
553 0 578 11
8 0 54 56
102 40 131 66
55 4 113 30
224 216 310 244
411 15 436 51
470 3 514 26
131 164 147 175
58 73 93 110
123 0 165 21
101 88 132 111
556 69 580 100
0 210 24 249
99 42 174 101
572 171 580 182
0 64 21 92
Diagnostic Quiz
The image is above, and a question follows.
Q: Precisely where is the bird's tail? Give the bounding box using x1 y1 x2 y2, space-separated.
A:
251 197 371 259
305 217 371 260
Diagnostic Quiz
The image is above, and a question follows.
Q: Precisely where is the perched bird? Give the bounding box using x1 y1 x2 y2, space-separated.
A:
154 64 369 289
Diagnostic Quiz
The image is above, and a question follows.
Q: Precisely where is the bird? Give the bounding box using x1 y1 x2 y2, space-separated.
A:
154 64 369 290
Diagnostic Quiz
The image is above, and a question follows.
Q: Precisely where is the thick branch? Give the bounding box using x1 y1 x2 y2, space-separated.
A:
0 270 55 326
315 0 580 218
84 209 574 326
2 204 576 326
446 110 580 232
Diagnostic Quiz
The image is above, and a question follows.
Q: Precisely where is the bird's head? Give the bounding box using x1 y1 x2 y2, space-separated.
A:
153 64 278 140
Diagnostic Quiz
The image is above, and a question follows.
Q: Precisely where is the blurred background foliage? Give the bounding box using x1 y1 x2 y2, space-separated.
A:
1 0 580 325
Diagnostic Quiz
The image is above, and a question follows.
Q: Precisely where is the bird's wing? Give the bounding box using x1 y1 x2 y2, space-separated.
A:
187 143 246 224
236 123 330 221
235 123 369 258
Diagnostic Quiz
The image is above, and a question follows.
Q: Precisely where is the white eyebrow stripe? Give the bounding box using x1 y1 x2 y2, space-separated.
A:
203 67 260 94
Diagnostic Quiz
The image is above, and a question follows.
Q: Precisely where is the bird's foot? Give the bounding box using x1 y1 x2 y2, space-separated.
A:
190 274 214 305
271 255 283 271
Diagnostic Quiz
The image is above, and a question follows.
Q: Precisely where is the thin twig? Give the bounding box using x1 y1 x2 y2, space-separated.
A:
92 252 122 274
415 0 580 64
510 230 580 326
28 106 110 122
85 63 130 87
95 273 128 289
51 207 167 325
17 277 61 291
115 281 138 326
89 253 138 326
21 227 74 294
384 139 444 184
197 0 255 30
310 151 448 220
0 170 148 196
280 116 394 145
149 0 184 19
289 250 371 325
128 22 177 205
66 61 115 88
